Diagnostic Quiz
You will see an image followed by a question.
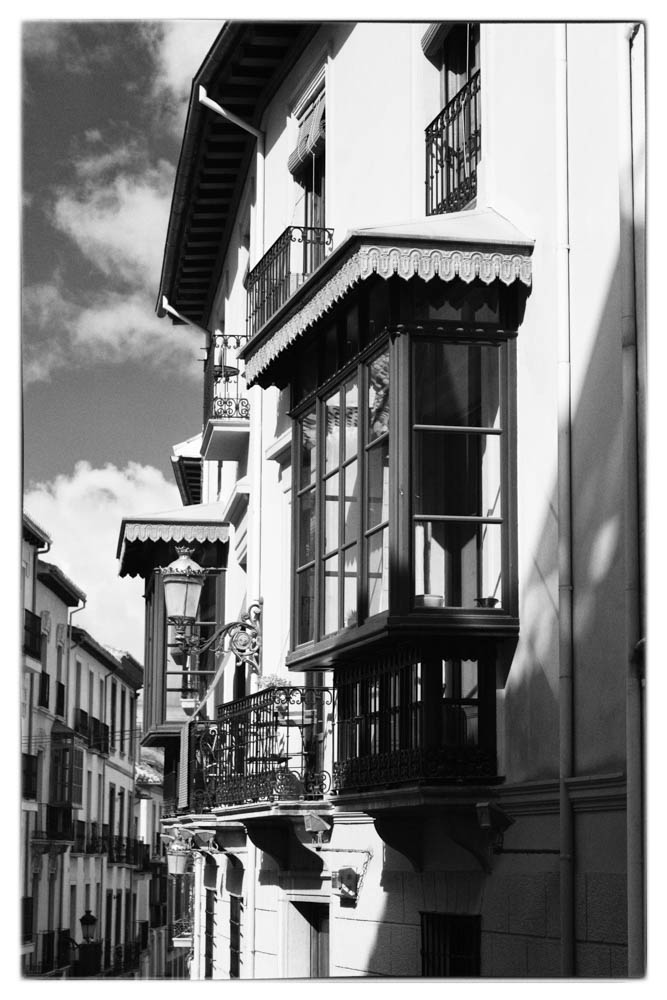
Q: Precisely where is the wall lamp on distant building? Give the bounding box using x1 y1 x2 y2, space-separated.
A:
161 544 261 672
79 909 97 943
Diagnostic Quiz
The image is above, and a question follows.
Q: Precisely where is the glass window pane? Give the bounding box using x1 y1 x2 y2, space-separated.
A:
368 350 390 441
343 545 358 628
344 460 360 544
297 568 314 645
367 528 389 617
344 380 359 460
324 473 339 554
414 431 501 518
414 521 502 609
325 391 341 471
367 438 389 528
414 342 499 428
298 489 315 567
460 660 478 698
299 411 317 488
323 554 339 635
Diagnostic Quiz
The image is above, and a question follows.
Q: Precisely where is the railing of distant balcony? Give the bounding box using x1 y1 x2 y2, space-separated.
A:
425 70 481 216
203 332 250 424
25 929 72 976
23 608 42 659
32 803 75 842
188 685 333 810
332 653 496 792
245 225 334 339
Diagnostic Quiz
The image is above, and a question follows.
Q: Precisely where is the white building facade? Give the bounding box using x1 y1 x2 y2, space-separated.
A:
119 21 645 979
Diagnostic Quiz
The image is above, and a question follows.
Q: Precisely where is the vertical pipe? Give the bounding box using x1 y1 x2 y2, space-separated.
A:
555 24 575 977
619 21 645 978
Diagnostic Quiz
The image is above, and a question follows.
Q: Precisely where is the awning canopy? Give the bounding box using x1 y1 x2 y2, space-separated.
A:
241 207 534 386
117 503 230 579
287 91 325 175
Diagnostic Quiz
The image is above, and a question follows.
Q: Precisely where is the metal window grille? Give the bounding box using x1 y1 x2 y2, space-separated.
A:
229 895 242 979
420 913 480 977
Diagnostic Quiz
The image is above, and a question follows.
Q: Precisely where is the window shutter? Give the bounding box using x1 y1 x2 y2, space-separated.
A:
288 92 325 175
177 724 189 809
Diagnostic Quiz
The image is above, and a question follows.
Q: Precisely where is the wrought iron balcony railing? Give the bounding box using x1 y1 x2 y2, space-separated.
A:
32 804 74 842
425 70 481 216
74 708 89 741
245 225 334 338
23 608 42 659
333 653 496 793
203 332 250 424
189 685 333 810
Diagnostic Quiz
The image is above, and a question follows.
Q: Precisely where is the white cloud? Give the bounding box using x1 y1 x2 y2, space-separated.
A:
151 21 222 132
24 461 181 661
23 281 203 385
51 157 175 288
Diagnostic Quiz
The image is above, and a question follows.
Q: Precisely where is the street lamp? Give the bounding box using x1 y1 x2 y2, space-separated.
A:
160 545 261 674
79 909 97 943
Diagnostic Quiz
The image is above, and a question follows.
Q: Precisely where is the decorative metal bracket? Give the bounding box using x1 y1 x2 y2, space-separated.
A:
169 600 262 674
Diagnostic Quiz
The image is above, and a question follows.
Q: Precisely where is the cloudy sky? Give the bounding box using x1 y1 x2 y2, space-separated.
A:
21 19 223 658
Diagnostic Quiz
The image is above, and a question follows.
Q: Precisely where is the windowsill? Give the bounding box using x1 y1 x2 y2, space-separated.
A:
287 610 519 669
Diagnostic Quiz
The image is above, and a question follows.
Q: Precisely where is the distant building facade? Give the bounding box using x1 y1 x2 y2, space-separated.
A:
21 513 164 978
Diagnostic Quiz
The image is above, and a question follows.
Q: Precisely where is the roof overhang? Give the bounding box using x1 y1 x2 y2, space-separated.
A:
240 208 535 386
37 560 86 606
157 21 319 334
23 512 51 548
117 503 230 579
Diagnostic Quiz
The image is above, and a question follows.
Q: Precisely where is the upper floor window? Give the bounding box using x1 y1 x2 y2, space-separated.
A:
294 341 389 647
426 23 481 215
289 84 326 272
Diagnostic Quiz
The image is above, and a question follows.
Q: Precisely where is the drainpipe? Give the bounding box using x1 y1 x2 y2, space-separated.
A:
555 24 575 977
198 86 266 657
619 22 645 978
67 599 86 730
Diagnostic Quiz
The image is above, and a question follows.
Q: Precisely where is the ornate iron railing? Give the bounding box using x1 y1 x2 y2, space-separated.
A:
203 332 250 424
245 225 334 338
333 653 496 792
425 70 481 215
23 608 42 659
188 685 333 809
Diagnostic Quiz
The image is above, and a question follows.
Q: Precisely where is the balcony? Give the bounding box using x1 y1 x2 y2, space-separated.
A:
72 819 86 854
188 685 333 811
170 916 193 949
332 655 497 797
89 716 110 755
32 804 74 842
245 225 334 339
201 332 251 463
425 70 481 215
74 708 90 741
22 753 38 799
23 608 42 660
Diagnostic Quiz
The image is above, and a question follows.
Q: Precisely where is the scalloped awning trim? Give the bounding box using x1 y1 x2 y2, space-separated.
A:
117 504 229 578
244 236 533 386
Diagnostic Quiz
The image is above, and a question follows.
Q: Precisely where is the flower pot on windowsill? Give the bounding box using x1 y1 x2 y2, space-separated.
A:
416 594 445 608
475 597 499 609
